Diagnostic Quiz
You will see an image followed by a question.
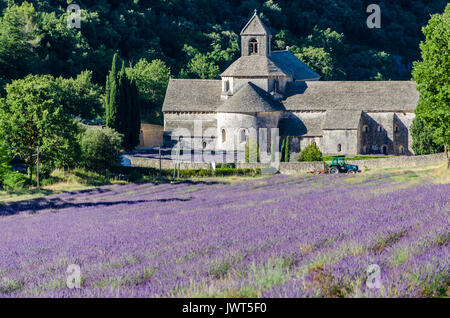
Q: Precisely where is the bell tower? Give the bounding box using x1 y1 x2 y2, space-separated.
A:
240 10 271 57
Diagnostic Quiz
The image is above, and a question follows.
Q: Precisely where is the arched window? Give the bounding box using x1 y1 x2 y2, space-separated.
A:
363 125 369 133
249 38 258 55
202 141 207 150
378 125 383 133
240 129 246 143
337 144 342 152
222 129 226 143
382 145 388 155
395 125 399 133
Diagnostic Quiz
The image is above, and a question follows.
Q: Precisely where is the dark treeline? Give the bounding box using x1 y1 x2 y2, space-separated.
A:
0 0 447 86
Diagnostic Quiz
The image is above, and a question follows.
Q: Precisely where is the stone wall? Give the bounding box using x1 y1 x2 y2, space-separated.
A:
128 157 211 170
137 124 163 149
323 129 359 156
237 162 324 174
349 153 446 171
128 153 446 174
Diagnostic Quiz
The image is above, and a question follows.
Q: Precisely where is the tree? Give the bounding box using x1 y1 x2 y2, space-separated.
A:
412 4 450 168
284 137 290 162
80 127 123 172
297 143 322 162
105 54 141 151
181 45 220 79
105 53 121 129
0 75 80 179
0 138 11 186
411 116 444 155
126 59 170 124
56 71 103 120
0 2 42 79
294 46 336 80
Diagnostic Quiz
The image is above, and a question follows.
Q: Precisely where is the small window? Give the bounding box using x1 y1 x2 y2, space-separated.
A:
382 145 388 155
395 125 399 133
240 129 246 143
249 38 258 55
337 144 342 152
274 79 279 92
363 125 369 133
224 80 230 92
378 125 383 133
222 129 226 143
202 141 207 150
363 145 368 154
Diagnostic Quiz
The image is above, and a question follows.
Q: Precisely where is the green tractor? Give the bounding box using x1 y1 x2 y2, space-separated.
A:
328 156 360 174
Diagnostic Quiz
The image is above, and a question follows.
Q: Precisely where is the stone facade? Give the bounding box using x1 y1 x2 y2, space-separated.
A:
162 11 419 159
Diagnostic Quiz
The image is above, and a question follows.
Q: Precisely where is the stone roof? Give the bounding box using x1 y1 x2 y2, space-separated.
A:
279 113 324 137
323 110 362 130
241 11 270 35
216 82 284 113
162 79 222 112
283 81 419 112
221 55 288 77
221 52 319 80
270 51 320 81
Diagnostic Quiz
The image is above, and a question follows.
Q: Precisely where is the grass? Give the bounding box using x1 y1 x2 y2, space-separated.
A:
2 162 448 203
0 168 123 203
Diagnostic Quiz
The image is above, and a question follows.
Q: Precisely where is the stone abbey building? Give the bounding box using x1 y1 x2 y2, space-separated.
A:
162 11 419 156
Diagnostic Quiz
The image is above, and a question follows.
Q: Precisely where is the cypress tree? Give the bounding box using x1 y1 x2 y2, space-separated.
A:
129 78 141 149
280 137 286 162
104 54 141 151
105 53 120 129
284 137 290 162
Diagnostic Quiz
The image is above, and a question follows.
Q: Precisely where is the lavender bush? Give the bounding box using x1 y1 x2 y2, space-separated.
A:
0 173 448 297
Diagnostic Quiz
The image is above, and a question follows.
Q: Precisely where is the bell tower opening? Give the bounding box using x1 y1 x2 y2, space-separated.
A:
240 10 271 57
249 38 258 55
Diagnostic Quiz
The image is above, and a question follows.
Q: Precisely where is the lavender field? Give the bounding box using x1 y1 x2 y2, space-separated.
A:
0 172 449 298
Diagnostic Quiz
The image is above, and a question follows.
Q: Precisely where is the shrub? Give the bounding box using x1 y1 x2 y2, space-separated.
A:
3 171 27 191
80 127 123 172
245 139 260 163
127 169 143 183
297 143 322 162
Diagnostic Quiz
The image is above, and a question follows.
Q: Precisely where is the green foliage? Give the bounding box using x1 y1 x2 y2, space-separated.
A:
80 127 123 172
181 45 221 79
411 117 444 155
0 0 448 86
245 139 260 163
284 137 290 163
56 71 103 120
0 75 80 175
0 2 42 79
2 171 27 192
297 143 322 162
105 54 141 150
280 137 290 162
126 59 171 125
0 140 11 185
412 4 450 165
